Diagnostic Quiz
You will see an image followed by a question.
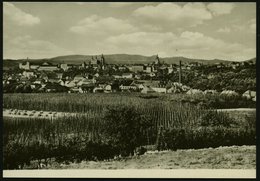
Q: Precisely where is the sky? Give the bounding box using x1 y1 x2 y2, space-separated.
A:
3 2 256 61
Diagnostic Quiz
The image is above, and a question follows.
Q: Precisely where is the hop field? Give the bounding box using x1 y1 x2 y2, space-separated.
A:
3 92 255 112
3 93 256 169
3 93 207 129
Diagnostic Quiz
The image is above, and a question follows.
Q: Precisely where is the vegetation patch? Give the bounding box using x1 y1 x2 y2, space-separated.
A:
3 105 255 169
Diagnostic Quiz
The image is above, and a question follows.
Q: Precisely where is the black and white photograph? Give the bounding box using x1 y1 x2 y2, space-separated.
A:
2 1 256 178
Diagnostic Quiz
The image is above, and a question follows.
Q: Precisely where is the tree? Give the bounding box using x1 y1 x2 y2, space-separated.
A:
102 106 152 157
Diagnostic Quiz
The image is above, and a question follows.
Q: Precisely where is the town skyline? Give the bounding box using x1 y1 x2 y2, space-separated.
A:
3 2 256 61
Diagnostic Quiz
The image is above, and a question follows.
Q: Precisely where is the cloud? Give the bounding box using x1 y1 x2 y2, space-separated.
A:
180 31 204 39
107 2 134 8
70 15 137 35
73 2 133 7
217 27 231 33
207 3 235 16
133 3 212 28
3 2 40 26
103 31 255 61
231 18 256 34
74 2 85 5
4 35 72 59
248 18 256 33
107 32 177 47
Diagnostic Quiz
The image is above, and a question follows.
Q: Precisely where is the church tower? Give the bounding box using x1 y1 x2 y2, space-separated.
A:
155 54 161 65
101 54 105 65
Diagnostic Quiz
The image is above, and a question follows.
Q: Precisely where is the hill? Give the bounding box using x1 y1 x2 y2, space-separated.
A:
3 59 20 70
49 54 230 64
244 57 256 63
48 54 153 64
3 54 249 68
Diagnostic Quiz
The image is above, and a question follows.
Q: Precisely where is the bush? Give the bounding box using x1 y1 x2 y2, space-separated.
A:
161 127 255 151
102 106 152 156
139 95 159 99
244 114 256 130
4 141 31 169
198 110 235 127
163 128 187 150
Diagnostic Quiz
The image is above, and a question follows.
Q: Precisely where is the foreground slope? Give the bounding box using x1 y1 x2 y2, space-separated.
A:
31 145 255 169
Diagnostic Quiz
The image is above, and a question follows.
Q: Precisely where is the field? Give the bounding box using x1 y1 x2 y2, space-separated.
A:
3 92 256 112
3 93 256 169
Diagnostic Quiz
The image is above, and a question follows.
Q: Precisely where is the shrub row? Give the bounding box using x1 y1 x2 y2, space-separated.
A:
180 95 255 109
3 135 119 169
157 127 256 151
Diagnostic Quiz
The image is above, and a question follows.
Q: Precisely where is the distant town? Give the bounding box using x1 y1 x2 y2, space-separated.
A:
3 54 256 101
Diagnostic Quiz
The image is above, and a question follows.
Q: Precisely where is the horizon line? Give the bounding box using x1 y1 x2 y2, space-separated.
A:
3 53 256 62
